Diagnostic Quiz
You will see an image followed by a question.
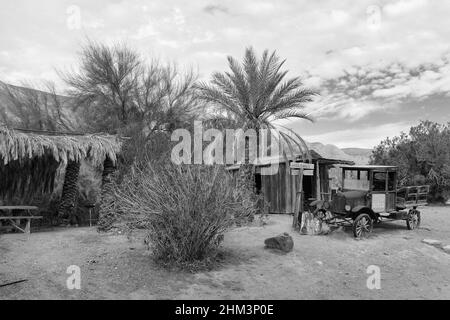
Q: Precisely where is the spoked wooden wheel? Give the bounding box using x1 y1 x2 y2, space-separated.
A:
406 209 421 230
353 214 373 238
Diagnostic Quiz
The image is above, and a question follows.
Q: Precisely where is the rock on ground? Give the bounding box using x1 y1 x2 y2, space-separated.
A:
264 233 294 252
422 239 443 247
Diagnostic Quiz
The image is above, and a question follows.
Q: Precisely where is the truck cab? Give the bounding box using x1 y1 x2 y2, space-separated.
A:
336 165 398 216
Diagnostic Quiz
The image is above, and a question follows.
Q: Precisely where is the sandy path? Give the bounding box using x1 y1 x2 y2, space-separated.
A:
1 206 449 299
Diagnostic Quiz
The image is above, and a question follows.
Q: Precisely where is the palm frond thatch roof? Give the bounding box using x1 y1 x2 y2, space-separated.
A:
0 126 122 166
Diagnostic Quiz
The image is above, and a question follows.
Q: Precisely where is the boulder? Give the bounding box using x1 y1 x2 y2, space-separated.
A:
264 233 294 252
422 239 442 247
442 245 450 254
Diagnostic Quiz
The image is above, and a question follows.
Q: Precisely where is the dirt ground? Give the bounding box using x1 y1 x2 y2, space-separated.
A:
1 206 449 300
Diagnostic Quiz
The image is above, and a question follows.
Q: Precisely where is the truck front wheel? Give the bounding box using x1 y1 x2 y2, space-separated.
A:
353 213 373 238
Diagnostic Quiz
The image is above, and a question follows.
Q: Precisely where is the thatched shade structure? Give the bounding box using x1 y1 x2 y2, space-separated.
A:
0 126 122 207
0 127 122 166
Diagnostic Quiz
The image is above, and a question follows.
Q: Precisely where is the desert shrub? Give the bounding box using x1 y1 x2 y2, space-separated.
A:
371 121 450 204
97 129 178 231
114 163 255 268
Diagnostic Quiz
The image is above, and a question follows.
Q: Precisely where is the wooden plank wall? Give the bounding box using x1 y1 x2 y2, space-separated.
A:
259 161 334 214
261 162 300 214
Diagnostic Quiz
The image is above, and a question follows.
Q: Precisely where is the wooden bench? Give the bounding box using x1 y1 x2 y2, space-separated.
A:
0 206 42 234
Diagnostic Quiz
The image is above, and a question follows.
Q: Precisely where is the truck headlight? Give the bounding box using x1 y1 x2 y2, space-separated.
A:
345 205 351 211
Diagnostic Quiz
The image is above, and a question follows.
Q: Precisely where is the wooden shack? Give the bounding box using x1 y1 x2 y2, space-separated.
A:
227 150 353 214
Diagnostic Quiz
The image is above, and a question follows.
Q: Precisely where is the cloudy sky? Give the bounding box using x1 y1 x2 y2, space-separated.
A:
1 0 450 148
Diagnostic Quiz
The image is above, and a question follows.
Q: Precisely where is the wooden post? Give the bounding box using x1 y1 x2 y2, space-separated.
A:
25 219 30 234
316 160 321 201
292 168 304 230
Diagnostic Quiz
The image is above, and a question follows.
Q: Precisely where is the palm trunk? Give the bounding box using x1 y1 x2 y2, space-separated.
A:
58 161 81 220
239 127 261 192
98 157 117 231
238 133 255 191
236 128 259 222
101 157 116 186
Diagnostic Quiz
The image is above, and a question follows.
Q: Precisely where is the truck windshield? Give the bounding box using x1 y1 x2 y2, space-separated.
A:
343 170 370 191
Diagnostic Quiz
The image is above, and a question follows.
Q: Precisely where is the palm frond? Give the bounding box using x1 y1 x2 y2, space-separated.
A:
196 48 318 164
0 127 122 166
271 110 313 122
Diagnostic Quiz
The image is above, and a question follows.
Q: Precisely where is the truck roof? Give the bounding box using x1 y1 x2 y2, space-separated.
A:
340 165 398 171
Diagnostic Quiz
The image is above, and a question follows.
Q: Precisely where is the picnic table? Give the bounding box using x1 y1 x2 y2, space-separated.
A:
0 206 42 234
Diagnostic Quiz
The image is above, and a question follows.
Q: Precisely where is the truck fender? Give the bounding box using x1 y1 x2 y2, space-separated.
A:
351 205 367 213
352 206 376 219
310 200 324 207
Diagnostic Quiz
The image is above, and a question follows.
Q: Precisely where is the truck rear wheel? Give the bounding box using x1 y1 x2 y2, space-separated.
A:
406 209 421 230
353 213 373 238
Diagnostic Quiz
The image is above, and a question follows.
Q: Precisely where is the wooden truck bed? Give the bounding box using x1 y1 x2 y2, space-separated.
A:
396 185 430 207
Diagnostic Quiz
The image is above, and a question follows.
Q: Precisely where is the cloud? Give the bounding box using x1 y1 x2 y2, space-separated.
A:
192 31 215 44
384 0 428 16
304 56 450 123
133 21 159 39
372 86 411 99
330 10 350 25
203 4 229 15
172 8 186 26
240 2 277 15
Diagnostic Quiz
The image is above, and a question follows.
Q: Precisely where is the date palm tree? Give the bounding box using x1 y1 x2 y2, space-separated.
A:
196 47 317 188
58 160 81 220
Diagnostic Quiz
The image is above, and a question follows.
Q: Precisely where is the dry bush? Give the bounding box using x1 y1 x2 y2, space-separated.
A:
62 41 202 135
114 163 255 268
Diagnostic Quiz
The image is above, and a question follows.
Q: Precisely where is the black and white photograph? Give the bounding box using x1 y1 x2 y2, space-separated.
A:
0 0 449 307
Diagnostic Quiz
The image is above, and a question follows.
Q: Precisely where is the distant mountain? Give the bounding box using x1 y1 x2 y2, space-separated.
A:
341 148 373 164
0 80 9 104
341 148 373 157
308 142 372 165
0 81 14 120
0 80 77 130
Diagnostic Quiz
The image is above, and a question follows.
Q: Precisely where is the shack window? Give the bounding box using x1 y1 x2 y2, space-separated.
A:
373 172 387 191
